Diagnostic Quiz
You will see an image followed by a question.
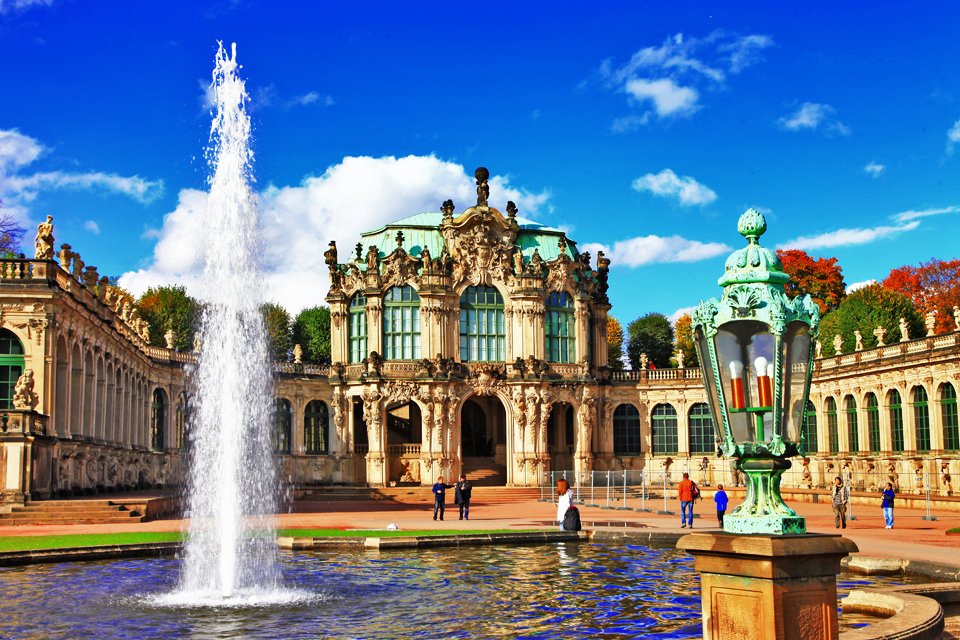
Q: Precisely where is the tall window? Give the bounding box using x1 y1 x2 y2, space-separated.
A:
942 383 959 451
825 397 838 454
613 404 641 456
383 286 421 360
175 393 187 449
348 292 367 364
889 389 905 453
688 403 714 454
913 385 931 453
865 393 880 453
0 329 24 409
651 403 678 455
150 389 166 451
273 398 292 454
844 395 859 453
304 400 329 455
545 292 575 363
459 286 505 362
802 400 819 453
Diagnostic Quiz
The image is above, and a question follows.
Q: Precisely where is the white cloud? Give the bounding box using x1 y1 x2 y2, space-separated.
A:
947 119 960 154
893 205 960 223
778 102 851 135
0 129 44 170
580 235 730 268
83 220 100 235
777 221 919 251
0 0 53 13
288 91 334 107
863 161 885 177
624 78 699 117
631 169 717 206
120 156 551 313
721 34 775 74
846 279 876 294
669 306 697 323
610 114 651 133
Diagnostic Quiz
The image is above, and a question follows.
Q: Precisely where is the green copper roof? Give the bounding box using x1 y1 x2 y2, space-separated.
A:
718 208 789 287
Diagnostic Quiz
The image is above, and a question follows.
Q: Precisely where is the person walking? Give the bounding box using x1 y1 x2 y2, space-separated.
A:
432 476 453 521
881 482 895 529
556 478 574 530
714 484 728 527
678 472 695 528
455 474 473 520
831 476 849 529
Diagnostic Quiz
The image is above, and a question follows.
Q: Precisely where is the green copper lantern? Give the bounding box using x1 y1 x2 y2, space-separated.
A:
691 209 820 535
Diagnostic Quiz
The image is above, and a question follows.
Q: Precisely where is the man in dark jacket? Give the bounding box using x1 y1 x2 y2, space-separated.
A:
432 476 453 521
455 474 473 520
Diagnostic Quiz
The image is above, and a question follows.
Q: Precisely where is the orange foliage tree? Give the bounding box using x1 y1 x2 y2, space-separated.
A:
882 258 960 333
673 313 698 367
776 249 846 314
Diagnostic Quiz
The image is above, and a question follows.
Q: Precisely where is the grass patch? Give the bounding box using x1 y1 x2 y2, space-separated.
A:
0 531 183 553
276 528 539 538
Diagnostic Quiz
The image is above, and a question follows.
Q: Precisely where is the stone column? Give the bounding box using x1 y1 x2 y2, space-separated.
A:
328 300 348 364
574 298 590 366
365 295 383 357
677 533 857 640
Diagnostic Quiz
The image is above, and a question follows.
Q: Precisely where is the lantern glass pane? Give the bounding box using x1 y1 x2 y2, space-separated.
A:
694 326 726 443
783 321 812 443
715 320 774 443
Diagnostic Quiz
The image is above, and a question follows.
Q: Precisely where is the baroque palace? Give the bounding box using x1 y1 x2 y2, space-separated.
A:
1 169 959 504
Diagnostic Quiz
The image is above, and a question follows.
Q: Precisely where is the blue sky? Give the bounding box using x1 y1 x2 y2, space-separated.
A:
1 1 959 324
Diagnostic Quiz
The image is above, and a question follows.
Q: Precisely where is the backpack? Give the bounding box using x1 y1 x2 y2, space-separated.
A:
562 505 582 532
691 483 701 501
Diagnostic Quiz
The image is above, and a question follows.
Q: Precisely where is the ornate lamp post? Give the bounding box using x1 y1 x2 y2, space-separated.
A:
691 208 820 535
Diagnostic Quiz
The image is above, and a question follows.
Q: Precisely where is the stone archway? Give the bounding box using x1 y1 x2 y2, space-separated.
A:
460 396 507 485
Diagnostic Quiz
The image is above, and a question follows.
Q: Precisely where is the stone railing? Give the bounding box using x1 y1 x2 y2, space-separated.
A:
0 259 35 280
817 331 960 374
611 368 703 383
387 443 421 456
0 409 49 437
274 362 331 376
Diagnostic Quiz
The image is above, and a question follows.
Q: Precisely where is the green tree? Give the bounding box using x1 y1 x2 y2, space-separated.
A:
626 312 674 369
606 316 625 371
673 313 699 367
261 302 293 362
292 306 332 364
819 284 923 356
136 285 199 351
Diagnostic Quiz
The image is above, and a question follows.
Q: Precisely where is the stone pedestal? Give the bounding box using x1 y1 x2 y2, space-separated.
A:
677 532 857 640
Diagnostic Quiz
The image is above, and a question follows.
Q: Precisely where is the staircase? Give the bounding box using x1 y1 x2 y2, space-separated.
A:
0 499 148 525
461 456 507 486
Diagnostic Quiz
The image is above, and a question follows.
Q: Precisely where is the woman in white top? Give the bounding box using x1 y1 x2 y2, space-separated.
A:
556 478 574 530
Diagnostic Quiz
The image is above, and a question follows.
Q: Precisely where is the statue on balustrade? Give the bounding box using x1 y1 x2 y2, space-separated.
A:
34 215 55 260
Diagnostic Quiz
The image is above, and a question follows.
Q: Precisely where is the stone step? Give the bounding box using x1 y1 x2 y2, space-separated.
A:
0 513 146 524
0 509 141 520
11 504 140 513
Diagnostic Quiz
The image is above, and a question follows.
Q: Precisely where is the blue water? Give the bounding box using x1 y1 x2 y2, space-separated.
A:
0 543 913 639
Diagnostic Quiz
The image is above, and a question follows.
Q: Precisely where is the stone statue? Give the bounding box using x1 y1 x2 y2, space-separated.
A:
596 251 610 301
97 276 109 300
419 246 431 270
954 306 960 332
925 309 937 336
512 356 526 378
639 352 649 370
941 462 953 496
364 351 384 377
512 247 524 275
854 330 863 351
12 369 37 410
506 201 518 218
474 167 490 208
697 456 709 486
441 199 455 219
873 326 886 347
292 343 303 364
527 248 545 276
815 339 822 359
832 334 843 354
899 317 910 342
801 457 813 489
675 349 685 369
193 334 202 353
34 215 55 260
82 266 98 289
164 329 175 350
71 253 85 281
887 462 900 493
914 462 924 490
558 235 568 254
365 245 379 274
58 243 73 271
324 241 340 287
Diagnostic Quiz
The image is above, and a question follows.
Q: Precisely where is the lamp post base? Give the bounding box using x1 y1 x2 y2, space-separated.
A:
725 514 805 535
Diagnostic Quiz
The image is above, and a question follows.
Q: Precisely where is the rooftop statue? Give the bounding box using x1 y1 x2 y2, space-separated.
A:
475 167 489 208
34 215 55 260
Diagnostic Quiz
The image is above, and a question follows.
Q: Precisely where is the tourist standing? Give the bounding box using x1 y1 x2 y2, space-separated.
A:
455 474 473 520
556 478 574 530
831 476 849 529
678 472 695 528
714 484 728 527
432 476 453 521
881 482 895 529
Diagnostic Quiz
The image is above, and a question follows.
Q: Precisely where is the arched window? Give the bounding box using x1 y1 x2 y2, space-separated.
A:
613 404 641 456
888 389 904 453
651 403 678 455
0 329 25 409
304 400 329 455
150 389 166 451
459 286 505 362
912 386 931 453
802 400 819 453
545 291 575 363
273 398 292 454
175 393 187 449
348 292 367 364
941 383 959 451
865 393 880 453
383 286 421 360
825 397 838 454
844 395 859 453
688 403 714 454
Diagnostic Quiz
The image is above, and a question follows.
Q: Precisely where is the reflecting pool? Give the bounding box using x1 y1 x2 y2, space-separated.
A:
0 543 915 639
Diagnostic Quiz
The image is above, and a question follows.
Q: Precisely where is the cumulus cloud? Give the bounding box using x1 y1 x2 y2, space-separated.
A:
602 31 772 129
846 279 877 294
863 161 885 177
669 306 697 323
778 102 851 136
0 0 53 13
0 129 43 170
947 119 960 154
777 221 919 251
119 156 551 313
631 169 717 207
83 220 100 235
579 235 730 268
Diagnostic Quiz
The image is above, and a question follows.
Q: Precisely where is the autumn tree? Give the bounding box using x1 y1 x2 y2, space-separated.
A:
606 316 625 371
626 313 673 369
882 258 960 333
261 302 292 362
292 306 332 364
776 249 846 314
136 285 200 351
818 284 923 356
673 313 698 367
